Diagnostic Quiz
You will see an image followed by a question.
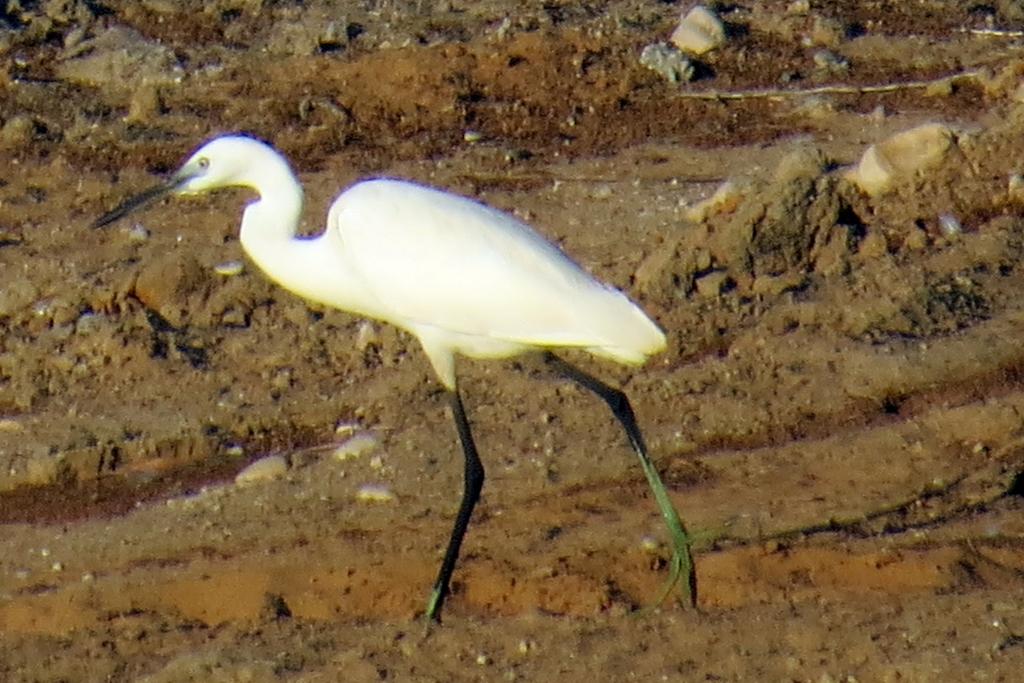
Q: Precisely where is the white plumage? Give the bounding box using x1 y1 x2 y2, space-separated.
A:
192 136 666 387
93 135 693 623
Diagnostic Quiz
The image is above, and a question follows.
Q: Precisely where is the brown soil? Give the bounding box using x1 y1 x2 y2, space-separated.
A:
2 1 1024 681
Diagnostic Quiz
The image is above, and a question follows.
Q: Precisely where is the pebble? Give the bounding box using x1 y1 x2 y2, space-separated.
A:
670 5 726 56
355 320 379 351
335 421 361 436
847 122 955 196
234 455 288 485
333 433 378 460
937 213 963 239
356 483 394 502
125 223 151 242
639 43 694 84
214 260 245 276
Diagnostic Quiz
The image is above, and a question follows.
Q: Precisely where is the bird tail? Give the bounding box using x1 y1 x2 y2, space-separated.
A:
584 290 667 365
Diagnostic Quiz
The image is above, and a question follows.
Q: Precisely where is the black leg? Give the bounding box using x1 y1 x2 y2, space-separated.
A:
544 352 697 607
425 388 486 622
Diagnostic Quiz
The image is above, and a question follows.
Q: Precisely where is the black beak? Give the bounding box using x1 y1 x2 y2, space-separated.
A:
91 173 190 229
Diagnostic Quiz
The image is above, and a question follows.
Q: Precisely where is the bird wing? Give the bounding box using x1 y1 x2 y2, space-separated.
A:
327 179 647 350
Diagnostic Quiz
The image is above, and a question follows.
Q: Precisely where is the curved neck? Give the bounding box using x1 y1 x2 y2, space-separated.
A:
235 168 375 318
238 161 305 244
236 161 312 298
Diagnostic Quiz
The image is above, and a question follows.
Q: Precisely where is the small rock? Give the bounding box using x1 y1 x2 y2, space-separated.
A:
670 5 726 56
849 144 892 196
355 321 379 351
937 213 963 239
235 455 288 485
125 223 151 242
846 122 955 196
213 260 245 276
335 421 361 436
639 42 694 83
333 433 378 461
356 483 394 502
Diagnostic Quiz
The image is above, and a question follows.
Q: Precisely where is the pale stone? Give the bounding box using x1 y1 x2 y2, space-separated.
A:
847 123 955 196
235 455 288 485
670 6 727 56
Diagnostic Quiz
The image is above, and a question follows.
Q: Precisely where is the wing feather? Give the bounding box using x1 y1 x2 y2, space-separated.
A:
328 179 662 355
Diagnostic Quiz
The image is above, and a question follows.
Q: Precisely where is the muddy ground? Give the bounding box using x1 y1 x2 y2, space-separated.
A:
2 1 1024 680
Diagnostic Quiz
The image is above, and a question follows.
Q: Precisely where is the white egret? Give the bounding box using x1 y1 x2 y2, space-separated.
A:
94 135 695 621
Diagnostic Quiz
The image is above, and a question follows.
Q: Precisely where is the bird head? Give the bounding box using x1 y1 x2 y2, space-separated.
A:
92 135 287 228
171 135 273 195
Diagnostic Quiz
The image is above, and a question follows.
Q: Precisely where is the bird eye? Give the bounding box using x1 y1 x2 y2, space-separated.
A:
197 157 210 169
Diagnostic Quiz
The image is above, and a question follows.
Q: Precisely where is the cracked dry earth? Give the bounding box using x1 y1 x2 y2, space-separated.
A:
2 1 1024 681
